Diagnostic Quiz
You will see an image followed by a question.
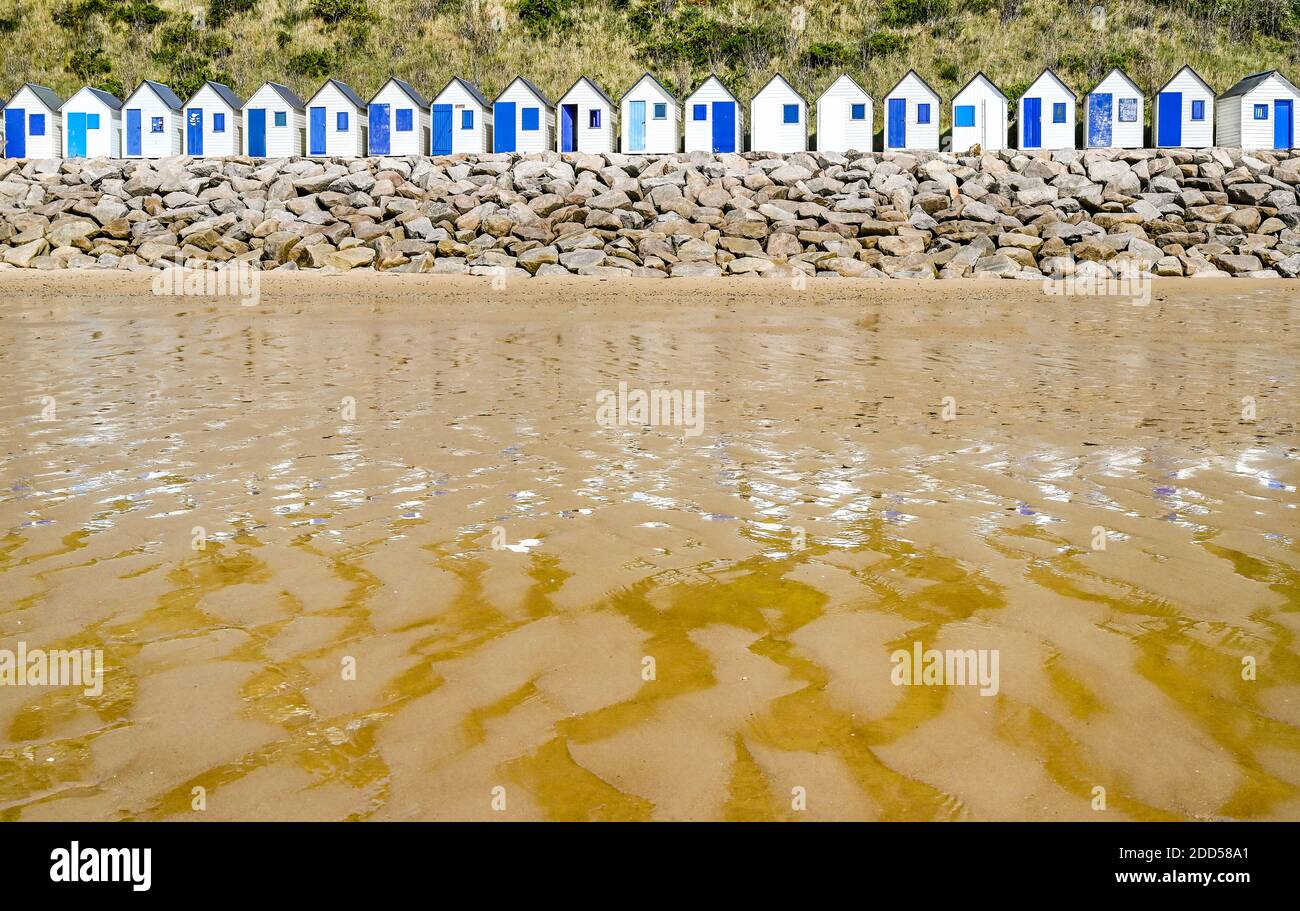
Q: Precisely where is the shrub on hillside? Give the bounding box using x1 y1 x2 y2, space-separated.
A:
880 0 952 28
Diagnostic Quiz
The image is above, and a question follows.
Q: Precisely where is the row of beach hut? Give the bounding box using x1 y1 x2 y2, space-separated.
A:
4 67 1299 160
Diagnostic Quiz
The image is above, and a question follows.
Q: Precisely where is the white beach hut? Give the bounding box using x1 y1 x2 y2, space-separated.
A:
3 84 63 159
1215 70 1300 150
492 77 554 153
620 72 678 155
368 78 429 156
121 80 182 158
1085 68 1144 148
183 82 243 157
1018 68 1076 150
951 72 1008 152
557 76 615 154
683 74 742 154
61 87 122 158
750 73 807 153
815 74 873 154
243 83 305 157
431 77 492 155
883 70 940 151
305 78 367 157
1154 66 1215 149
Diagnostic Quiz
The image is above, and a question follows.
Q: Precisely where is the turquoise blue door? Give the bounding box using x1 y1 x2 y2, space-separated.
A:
4 108 25 158
1275 99 1293 149
887 98 906 148
628 100 645 151
127 109 143 155
711 101 734 152
187 108 203 155
248 108 266 156
432 105 452 154
309 106 326 155
1157 92 1181 147
494 102 515 152
67 112 87 157
369 103 390 154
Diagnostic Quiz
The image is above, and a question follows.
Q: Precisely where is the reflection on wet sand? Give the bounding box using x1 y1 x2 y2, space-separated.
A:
0 274 1297 821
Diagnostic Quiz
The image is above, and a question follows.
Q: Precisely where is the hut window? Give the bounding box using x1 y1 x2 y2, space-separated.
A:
1191 100 1205 120
522 107 539 131
1118 98 1137 122
1254 104 1269 120
1052 103 1066 123
693 104 707 121
462 109 474 130
396 109 413 131
213 113 225 132
851 103 866 120
337 111 349 131
954 105 975 127
151 117 164 133
87 114 100 129
653 103 666 119
916 103 930 124
783 104 799 123
589 109 601 128
28 114 45 135
274 111 287 127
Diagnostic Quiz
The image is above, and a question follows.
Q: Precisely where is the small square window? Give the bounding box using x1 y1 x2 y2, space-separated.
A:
1191 100 1205 121
1118 98 1138 122
693 103 707 121
87 113 100 129
150 116 163 133
336 111 348 131
851 103 866 121
522 107 539 131
916 103 930 124
274 111 287 127
396 108 413 132
28 113 45 136
1255 104 1269 120
783 103 799 124
589 109 601 129
461 109 474 130
1053 102 1067 123
653 103 666 120
213 113 225 132
954 104 975 127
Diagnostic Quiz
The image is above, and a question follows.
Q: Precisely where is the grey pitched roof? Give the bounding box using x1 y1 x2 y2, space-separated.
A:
263 82 305 112
1219 69 1300 99
492 76 553 107
198 81 244 111
378 77 429 109
134 79 182 111
619 72 676 103
1029 67 1076 98
885 69 940 101
1155 65 1215 97
70 87 122 110
435 76 488 108
316 78 365 109
1088 67 1142 97
13 83 64 111
755 72 807 104
685 73 738 103
560 75 613 108
954 71 1008 102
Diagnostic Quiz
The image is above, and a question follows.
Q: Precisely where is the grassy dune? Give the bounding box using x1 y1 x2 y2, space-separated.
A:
0 0 1297 127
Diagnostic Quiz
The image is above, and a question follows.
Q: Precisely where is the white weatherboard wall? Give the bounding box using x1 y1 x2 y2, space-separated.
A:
557 78 613 153
1155 67 1214 148
1086 70 1144 148
306 82 365 157
1217 74 1300 149
122 85 180 158
816 75 872 154
884 72 939 151
184 84 241 156
3 87 61 158
951 75 1007 152
620 75 677 154
683 76 742 153
434 81 491 154
371 81 429 155
243 84 304 157
496 80 554 153
1018 71 1075 150
62 89 120 158
750 75 806 153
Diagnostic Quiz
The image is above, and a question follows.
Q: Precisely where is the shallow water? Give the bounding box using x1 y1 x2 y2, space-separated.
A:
0 276 1297 820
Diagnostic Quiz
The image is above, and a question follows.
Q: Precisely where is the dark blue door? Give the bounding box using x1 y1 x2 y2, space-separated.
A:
1275 99 1293 149
309 106 326 155
1157 92 1181 147
369 103 389 155
1022 97 1041 148
126 109 142 156
560 104 577 152
711 100 734 153
887 97 906 148
67 112 87 157
248 108 266 156
4 107 25 158
186 108 203 155
432 104 452 154
494 102 515 152
1088 93 1112 146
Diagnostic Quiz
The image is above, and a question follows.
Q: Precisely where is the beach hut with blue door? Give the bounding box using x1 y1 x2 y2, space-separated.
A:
1085 68 1144 148
556 76 615 154
1018 69 1075 150
431 77 491 154
951 72 1008 152
683 75 742 153
3 84 62 159
750 73 807 153
883 70 940 151
620 73 677 155
815 74 872 153
61 87 122 158
121 80 182 158
243 83 304 157
1154 66 1214 148
369 78 429 155
492 77 554 153
1215 70 1300 150
305 79 367 157
183 82 243 156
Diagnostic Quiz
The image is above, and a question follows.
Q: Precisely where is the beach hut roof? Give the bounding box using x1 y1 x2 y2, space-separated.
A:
755 72 806 103
130 79 183 111
1154 65 1215 97
493 76 553 107
1029 68 1076 98
12 83 63 110
817 73 870 102
262 82 305 111
1219 69 1300 99
955 71 1008 102
195 81 244 110
885 69 940 100
686 73 739 103
436 76 488 107
62 87 122 111
1089 67 1142 96
619 72 676 103
375 77 429 109
561 75 614 108
312 78 366 110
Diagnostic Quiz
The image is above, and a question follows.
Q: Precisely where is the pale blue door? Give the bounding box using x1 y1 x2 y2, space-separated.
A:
628 100 645 151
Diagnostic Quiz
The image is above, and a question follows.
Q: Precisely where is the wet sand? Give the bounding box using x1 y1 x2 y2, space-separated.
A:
0 271 1297 821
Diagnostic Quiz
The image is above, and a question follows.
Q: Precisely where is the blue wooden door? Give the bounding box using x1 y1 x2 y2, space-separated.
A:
369 103 390 155
628 100 645 152
1022 97 1041 148
494 102 515 152
887 98 906 148
431 105 452 154
67 112 87 157
711 101 734 152
126 109 142 156
560 104 577 152
248 108 266 156
1275 99 1293 149
4 108 25 158
187 108 203 155
1088 93 1112 146
1157 92 1181 147
309 106 326 155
